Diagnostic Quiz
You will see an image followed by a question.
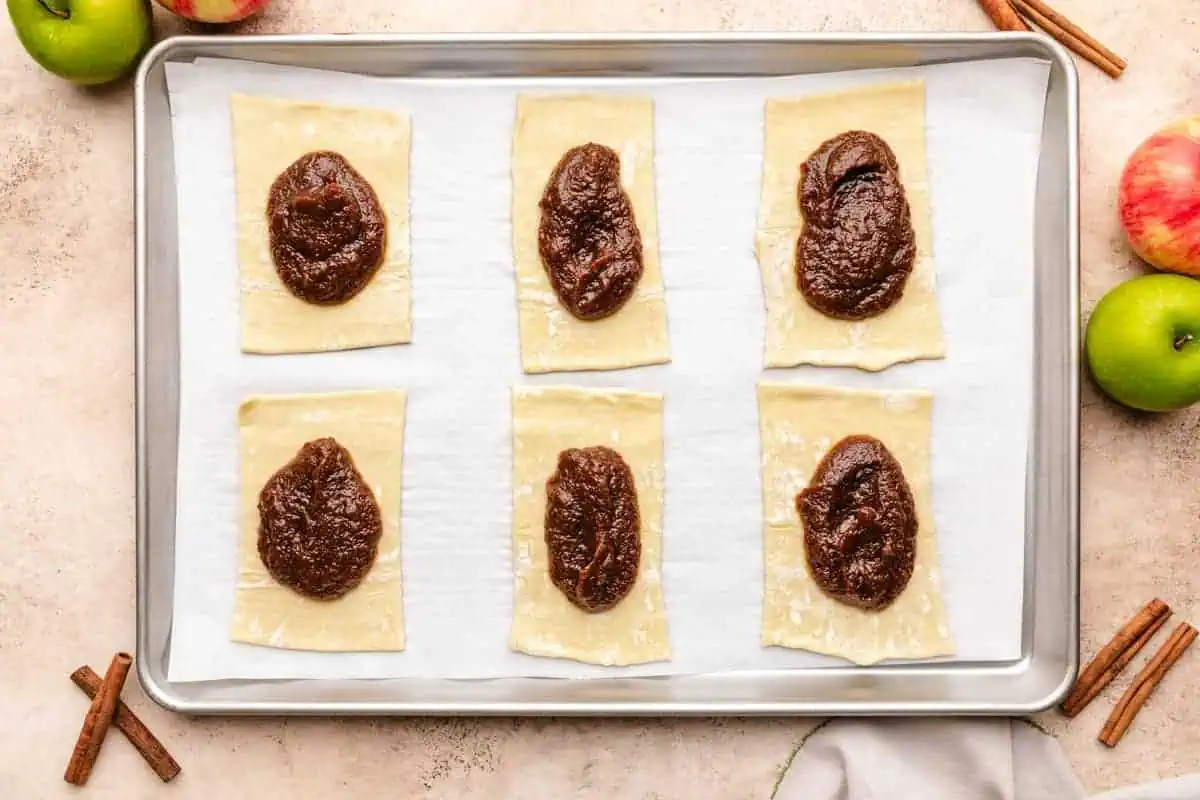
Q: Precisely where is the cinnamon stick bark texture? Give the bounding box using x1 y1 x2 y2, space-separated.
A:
975 0 1030 31
64 652 133 786
71 666 182 782
1009 0 1125 78
1099 622 1198 748
1061 598 1172 717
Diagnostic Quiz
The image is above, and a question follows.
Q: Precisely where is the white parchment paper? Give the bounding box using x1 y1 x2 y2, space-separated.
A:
164 56 1049 682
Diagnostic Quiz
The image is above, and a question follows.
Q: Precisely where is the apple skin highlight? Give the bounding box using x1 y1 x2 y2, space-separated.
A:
155 0 267 22
1119 116 1200 277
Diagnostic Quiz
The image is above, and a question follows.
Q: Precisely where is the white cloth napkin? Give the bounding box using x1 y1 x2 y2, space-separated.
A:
773 719 1200 800
1096 776 1200 800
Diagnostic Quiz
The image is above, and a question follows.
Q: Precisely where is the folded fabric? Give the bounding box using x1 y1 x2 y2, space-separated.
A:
773 718 1200 800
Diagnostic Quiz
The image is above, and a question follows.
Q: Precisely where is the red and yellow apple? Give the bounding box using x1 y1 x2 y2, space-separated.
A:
154 0 268 23
1119 116 1200 276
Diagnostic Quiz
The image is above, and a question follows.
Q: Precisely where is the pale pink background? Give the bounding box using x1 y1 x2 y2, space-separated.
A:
1 1 1197 797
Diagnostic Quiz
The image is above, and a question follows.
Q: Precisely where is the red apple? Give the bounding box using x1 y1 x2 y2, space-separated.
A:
154 0 267 23
1119 116 1200 276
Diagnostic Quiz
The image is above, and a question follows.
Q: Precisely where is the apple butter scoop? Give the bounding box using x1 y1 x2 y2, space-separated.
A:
257 437 382 600
544 445 641 612
795 130 917 320
267 151 387 305
537 143 644 320
796 434 917 611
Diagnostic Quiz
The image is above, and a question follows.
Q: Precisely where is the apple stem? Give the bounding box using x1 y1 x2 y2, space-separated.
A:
37 0 71 19
1174 333 1194 351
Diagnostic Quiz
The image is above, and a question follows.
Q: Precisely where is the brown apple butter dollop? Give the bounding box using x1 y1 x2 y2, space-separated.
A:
795 130 916 320
257 437 382 601
796 435 917 611
267 151 387 305
537 143 644 320
544 445 641 612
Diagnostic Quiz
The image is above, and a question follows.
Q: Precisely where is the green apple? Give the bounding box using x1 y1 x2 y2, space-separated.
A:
7 0 151 86
1086 274 1200 412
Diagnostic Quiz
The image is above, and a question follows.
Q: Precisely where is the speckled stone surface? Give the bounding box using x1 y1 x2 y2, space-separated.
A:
1 1 1198 797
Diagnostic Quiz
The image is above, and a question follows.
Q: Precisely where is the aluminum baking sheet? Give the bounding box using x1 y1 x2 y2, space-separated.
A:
170 56 1040 680
135 33 1079 715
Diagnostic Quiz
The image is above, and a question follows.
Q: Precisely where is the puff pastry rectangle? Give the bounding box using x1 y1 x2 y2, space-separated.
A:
231 390 406 652
231 94 412 354
511 95 670 374
755 82 945 371
509 385 670 665
757 382 954 664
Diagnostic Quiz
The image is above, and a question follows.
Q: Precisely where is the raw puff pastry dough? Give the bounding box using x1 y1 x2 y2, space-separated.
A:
510 386 670 665
755 81 945 371
231 94 412 354
231 390 407 652
511 95 670 374
757 382 954 665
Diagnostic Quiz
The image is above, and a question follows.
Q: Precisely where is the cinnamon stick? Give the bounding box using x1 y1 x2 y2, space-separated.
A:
1061 598 1172 717
1010 0 1125 78
1065 597 1166 714
1099 622 1198 748
64 652 132 785
975 0 1030 32
71 666 182 782
1062 610 1170 717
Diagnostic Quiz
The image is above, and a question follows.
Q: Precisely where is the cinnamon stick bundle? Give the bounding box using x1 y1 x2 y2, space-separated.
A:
64 652 132 786
1099 622 1198 747
975 0 1126 78
1061 598 1171 717
71 666 182 782
1009 0 1126 78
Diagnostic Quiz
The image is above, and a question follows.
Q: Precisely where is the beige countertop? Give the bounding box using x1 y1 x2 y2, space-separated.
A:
1 1 1197 796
